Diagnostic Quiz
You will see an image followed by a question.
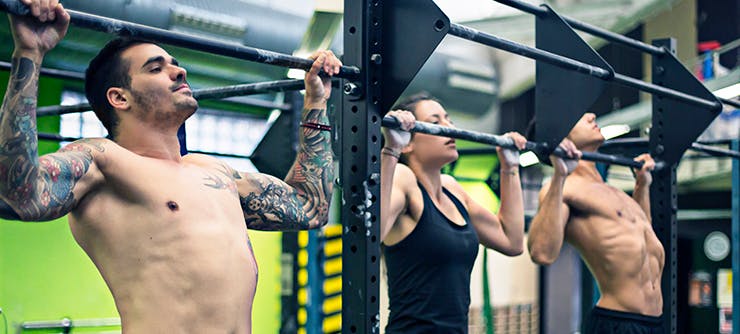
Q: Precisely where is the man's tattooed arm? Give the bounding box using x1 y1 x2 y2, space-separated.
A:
0 197 21 220
0 56 100 221
236 108 334 231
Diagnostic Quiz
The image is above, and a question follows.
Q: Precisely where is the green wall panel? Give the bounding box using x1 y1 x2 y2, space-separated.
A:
248 231 282 334
0 218 118 332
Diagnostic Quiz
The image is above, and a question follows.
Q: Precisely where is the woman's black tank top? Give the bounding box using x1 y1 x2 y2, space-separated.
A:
383 184 480 334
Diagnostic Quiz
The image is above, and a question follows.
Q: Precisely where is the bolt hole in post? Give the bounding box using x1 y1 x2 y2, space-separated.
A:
434 19 446 32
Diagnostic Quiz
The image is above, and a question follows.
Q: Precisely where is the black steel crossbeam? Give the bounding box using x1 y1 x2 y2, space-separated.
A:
603 138 740 160
491 0 740 110
493 0 666 55
382 116 660 169
35 79 302 117
447 23 723 111
38 133 253 160
0 61 85 81
0 0 360 79
192 79 305 100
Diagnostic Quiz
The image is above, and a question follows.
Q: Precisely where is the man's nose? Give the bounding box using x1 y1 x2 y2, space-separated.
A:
172 65 187 82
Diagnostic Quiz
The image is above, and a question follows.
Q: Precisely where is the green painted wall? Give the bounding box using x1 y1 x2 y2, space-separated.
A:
0 221 282 333
248 231 282 334
0 217 118 333
451 140 502 211
0 72 282 333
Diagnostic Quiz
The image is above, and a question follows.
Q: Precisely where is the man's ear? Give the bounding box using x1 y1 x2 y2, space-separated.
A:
106 87 130 111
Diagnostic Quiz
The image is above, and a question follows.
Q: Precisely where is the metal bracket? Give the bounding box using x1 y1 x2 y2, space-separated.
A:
650 42 721 166
535 4 613 152
251 92 302 177
379 0 449 113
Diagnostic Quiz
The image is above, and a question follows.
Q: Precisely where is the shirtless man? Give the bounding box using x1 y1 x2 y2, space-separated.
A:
527 113 664 333
0 1 341 333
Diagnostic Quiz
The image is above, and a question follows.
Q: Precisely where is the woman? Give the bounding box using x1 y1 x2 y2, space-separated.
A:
381 93 527 334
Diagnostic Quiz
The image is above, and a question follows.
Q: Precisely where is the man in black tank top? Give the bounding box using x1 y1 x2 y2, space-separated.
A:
380 94 528 333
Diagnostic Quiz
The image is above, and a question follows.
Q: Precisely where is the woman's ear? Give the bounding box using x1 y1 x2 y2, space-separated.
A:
106 87 130 111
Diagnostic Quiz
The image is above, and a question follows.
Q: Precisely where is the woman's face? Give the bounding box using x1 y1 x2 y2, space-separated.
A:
406 100 459 167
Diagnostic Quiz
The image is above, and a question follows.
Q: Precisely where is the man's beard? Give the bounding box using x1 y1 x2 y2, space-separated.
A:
130 87 198 127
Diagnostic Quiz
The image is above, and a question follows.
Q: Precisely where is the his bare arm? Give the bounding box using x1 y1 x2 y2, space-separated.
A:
631 153 655 222
237 51 341 231
527 139 580 265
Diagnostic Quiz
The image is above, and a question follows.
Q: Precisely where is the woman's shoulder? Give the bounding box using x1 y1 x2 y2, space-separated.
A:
394 163 417 182
441 173 462 189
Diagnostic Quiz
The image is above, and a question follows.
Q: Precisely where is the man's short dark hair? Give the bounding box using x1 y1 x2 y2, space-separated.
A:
84 37 155 138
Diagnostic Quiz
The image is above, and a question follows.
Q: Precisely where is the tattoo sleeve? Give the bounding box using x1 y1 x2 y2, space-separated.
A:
240 108 334 231
0 197 21 220
0 57 97 221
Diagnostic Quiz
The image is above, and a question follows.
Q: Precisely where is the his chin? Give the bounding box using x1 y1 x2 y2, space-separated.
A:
177 100 199 113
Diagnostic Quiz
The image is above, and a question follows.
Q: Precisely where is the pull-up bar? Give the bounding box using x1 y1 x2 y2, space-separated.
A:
0 0 360 79
491 0 740 109
600 137 740 160
447 23 734 110
38 132 254 160
0 60 85 81
381 116 662 170
35 79 303 117
493 0 666 56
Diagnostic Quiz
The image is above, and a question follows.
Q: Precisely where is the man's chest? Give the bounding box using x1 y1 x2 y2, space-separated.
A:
566 181 646 222
100 156 241 213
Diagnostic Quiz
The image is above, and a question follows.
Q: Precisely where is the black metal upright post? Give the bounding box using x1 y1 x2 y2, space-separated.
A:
650 39 678 334
280 231 299 334
732 139 739 334
341 0 383 333
280 91 305 334
650 37 721 333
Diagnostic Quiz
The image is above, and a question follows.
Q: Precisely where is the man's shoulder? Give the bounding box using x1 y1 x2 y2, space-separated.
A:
539 173 598 202
183 152 223 165
183 153 241 178
59 138 113 154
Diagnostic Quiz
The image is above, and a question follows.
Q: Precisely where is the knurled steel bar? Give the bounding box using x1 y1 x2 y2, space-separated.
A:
447 23 723 111
492 0 740 109
0 0 360 79
602 137 740 159
38 132 253 159
382 116 661 169
493 0 665 55
720 98 740 109
35 79 302 117
0 60 85 80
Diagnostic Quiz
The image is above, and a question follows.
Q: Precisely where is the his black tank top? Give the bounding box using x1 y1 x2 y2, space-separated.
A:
383 183 480 334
